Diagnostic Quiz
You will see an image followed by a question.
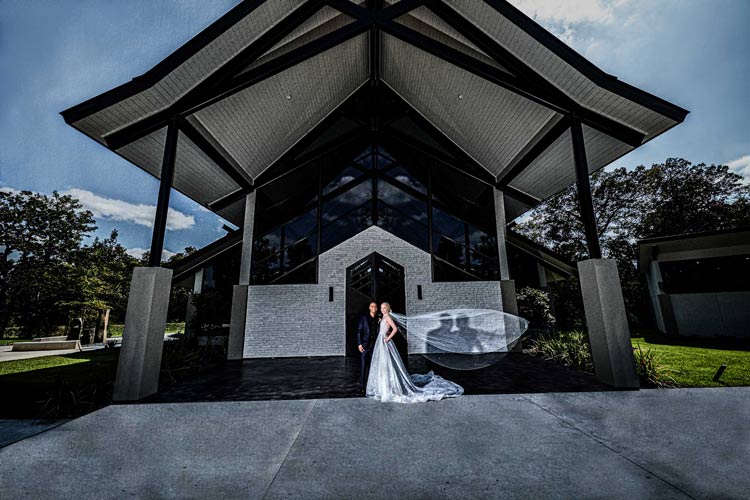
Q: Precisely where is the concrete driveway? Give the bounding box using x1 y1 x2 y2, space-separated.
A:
0 388 747 499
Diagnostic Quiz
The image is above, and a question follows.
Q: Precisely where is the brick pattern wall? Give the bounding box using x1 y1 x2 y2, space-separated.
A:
244 226 504 358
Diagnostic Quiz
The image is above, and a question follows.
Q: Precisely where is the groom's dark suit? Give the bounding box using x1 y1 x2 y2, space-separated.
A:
358 313 379 389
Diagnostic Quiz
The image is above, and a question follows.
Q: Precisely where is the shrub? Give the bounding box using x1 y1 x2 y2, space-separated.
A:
517 286 556 330
526 330 594 373
632 343 678 388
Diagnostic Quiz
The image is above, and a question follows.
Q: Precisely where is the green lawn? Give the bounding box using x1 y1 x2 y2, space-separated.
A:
107 322 185 337
631 334 750 387
0 349 119 418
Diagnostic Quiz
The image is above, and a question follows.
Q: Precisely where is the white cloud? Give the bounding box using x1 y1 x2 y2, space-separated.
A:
0 186 22 195
125 247 177 261
63 188 195 230
508 0 618 24
727 155 750 184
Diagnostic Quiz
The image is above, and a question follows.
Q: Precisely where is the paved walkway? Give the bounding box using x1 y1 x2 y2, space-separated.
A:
1 388 747 499
151 353 611 403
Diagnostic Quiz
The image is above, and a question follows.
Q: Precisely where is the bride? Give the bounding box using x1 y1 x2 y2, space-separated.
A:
366 302 463 403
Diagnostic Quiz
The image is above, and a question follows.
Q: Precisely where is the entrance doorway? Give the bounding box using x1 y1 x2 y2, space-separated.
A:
345 253 407 365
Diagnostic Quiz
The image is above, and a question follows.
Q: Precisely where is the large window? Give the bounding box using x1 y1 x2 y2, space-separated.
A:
659 255 750 294
250 140 501 284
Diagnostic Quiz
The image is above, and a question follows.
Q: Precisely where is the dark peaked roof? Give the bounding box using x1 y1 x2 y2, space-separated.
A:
61 0 688 226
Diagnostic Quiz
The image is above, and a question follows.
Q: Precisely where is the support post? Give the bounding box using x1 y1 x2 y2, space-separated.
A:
578 259 639 388
570 118 638 387
228 191 256 360
571 118 602 259
113 267 172 401
184 268 203 342
113 118 178 401
493 187 511 280
149 119 179 266
494 187 521 350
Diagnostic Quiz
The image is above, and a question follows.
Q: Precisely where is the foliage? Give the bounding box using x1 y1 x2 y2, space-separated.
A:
189 290 231 336
526 330 594 373
631 334 750 387
546 278 585 331
516 286 556 329
632 343 678 388
0 337 225 418
515 158 750 329
0 190 96 337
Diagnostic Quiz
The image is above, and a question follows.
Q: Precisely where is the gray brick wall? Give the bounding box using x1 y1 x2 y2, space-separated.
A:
244 226 504 358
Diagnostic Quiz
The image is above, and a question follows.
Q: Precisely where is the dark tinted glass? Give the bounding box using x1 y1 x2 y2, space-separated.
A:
285 209 317 244
251 251 281 284
322 179 372 224
377 202 428 251
322 164 364 195
386 164 427 195
433 257 477 282
285 237 317 270
320 204 373 252
467 225 498 258
432 206 465 242
377 180 428 223
273 259 317 284
254 226 282 259
432 233 466 268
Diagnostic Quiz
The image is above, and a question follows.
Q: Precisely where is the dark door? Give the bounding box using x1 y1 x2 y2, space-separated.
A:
345 253 407 365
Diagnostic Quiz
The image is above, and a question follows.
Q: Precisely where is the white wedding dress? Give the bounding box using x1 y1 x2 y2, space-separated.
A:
366 314 464 403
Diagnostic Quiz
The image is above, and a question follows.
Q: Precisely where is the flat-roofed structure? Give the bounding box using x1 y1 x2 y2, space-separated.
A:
62 0 688 398
638 227 750 337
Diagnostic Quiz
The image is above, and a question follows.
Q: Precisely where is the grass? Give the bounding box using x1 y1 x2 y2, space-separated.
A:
630 333 750 387
107 322 185 337
0 349 119 418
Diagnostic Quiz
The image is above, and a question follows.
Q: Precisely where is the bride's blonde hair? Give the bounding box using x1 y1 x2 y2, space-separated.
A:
381 302 391 313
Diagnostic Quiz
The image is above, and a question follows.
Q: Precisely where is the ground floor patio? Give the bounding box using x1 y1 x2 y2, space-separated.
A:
148 353 611 403
1 388 746 499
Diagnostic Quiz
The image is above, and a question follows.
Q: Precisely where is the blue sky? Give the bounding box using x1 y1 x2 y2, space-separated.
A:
1 0 748 257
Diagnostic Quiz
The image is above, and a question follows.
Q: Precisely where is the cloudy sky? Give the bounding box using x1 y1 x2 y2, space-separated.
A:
1 0 748 257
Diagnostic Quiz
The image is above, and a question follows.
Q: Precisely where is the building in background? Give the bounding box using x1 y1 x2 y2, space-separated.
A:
638 227 750 337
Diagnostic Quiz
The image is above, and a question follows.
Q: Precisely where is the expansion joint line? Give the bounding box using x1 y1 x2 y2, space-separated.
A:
261 400 317 499
520 395 698 500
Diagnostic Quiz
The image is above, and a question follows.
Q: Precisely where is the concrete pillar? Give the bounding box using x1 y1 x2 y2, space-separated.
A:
578 258 639 388
227 285 249 360
113 267 172 401
501 279 523 352
493 188 511 280
228 192 255 359
184 269 203 341
537 262 548 288
238 191 256 286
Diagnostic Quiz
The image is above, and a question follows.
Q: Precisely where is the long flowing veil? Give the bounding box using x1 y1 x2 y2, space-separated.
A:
389 309 529 370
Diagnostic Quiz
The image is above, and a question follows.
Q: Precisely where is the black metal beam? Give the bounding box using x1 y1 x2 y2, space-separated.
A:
379 16 645 148
179 120 253 190
571 118 602 259
497 116 570 186
208 188 249 212
483 0 689 123
103 0 327 150
149 119 179 267
60 0 272 124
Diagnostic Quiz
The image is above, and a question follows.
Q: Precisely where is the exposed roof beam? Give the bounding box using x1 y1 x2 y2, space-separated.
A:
379 17 645 148
497 115 570 187
208 188 248 212
60 0 273 124
484 0 689 122
179 119 253 191
102 0 331 150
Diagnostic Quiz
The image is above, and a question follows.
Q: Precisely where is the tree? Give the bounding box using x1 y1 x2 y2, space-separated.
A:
0 190 96 337
515 158 750 329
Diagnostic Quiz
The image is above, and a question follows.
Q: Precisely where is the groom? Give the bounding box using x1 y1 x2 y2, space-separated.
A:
357 301 379 395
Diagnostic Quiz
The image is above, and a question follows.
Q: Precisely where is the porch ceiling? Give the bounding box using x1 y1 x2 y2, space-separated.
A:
61 0 688 226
